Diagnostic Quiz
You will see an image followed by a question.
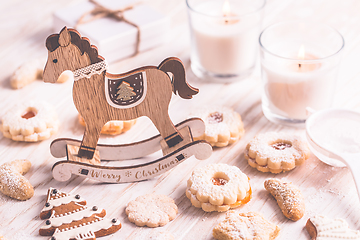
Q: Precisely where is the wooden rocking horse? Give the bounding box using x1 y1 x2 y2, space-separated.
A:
43 27 212 183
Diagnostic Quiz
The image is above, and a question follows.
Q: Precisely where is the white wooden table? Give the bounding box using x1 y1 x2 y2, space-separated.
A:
0 0 360 239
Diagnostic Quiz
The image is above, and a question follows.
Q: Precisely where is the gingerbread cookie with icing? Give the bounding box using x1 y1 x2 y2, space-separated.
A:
213 211 280 240
244 132 310 173
39 188 121 239
306 215 360 239
264 178 305 221
190 106 244 147
126 194 178 228
186 163 251 212
78 114 136 135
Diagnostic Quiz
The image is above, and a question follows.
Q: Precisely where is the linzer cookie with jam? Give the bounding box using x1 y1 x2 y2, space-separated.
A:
186 163 251 212
39 188 121 239
0 101 59 142
190 106 244 147
244 132 310 174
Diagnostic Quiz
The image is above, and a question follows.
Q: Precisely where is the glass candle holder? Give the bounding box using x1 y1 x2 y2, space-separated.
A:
259 21 344 127
186 0 265 83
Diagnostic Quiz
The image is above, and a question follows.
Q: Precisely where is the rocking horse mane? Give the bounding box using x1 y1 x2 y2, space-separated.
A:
46 28 104 64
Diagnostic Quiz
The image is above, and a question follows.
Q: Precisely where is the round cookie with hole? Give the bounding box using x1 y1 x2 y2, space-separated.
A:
186 163 251 212
0 101 59 142
244 132 310 174
190 106 245 147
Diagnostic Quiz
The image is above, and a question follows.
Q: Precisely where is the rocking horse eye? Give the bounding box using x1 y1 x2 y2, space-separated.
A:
53 59 58 63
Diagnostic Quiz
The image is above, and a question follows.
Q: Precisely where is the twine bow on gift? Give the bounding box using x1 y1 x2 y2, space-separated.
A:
76 0 142 56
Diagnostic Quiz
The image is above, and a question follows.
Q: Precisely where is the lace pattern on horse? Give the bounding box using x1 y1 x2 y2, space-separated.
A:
73 60 108 81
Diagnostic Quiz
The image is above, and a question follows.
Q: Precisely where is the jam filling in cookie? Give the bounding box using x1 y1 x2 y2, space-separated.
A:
21 109 37 119
271 142 292 150
207 112 223 124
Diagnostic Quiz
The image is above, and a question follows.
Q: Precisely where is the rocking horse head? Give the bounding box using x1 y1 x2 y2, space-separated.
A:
43 27 104 83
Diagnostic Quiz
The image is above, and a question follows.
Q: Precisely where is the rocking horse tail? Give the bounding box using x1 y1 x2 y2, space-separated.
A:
158 57 199 99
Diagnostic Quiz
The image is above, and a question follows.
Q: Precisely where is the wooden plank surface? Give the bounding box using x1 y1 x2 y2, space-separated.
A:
0 0 360 239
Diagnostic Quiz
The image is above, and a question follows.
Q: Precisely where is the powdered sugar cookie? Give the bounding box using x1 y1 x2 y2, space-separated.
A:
186 163 251 212
0 159 33 200
264 178 305 221
10 58 45 89
10 58 71 89
0 101 59 142
213 211 280 240
244 132 310 174
306 215 360 239
40 188 121 238
125 194 178 227
190 106 244 147
78 114 136 135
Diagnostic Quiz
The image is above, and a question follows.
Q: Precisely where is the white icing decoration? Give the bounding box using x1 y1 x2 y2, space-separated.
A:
310 215 360 239
40 188 86 213
40 206 103 229
50 217 120 240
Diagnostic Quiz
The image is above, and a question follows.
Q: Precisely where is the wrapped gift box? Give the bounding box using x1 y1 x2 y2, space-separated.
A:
53 0 170 62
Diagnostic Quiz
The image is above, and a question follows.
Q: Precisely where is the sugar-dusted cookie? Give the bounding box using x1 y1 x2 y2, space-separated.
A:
0 101 59 142
78 114 136 135
264 178 305 221
0 159 33 200
186 163 251 212
213 211 280 240
39 188 121 239
125 194 178 227
244 132 310 173
10 58 71 89
306 215 360 240
10 58 45 89
190 106 244 147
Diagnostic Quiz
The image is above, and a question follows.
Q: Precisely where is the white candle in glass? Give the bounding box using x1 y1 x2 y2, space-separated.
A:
262 45 337 120
188 0 264 81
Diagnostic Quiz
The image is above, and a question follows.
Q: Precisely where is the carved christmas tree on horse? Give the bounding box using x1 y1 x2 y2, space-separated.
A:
116 81 135 101
43 27 212 183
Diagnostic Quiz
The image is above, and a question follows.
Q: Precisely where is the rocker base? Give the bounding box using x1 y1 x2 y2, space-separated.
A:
52 140 212 183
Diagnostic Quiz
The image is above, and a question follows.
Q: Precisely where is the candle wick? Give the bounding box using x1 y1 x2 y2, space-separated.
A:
298 63 302 69
223 14 228 24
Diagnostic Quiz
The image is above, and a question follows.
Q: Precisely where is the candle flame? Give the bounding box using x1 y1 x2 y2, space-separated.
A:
298 44 305 60
298 45 305 69
222 0 231 17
